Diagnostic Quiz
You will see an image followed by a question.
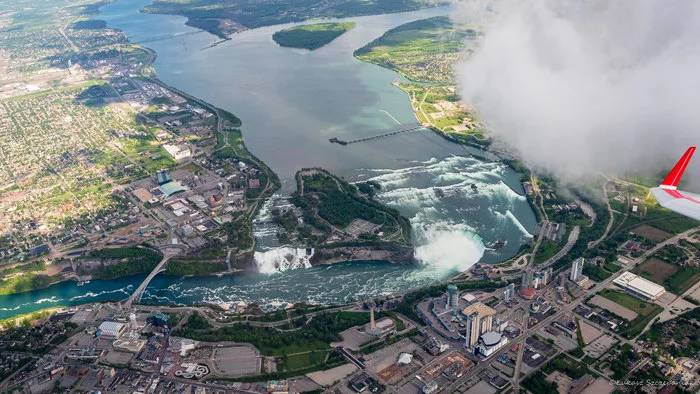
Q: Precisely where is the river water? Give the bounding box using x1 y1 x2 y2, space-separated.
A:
0 0 537 319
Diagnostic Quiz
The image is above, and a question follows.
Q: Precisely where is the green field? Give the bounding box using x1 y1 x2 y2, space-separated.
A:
599 289 664 338
634 258 679 284
279 351 329 371
273 22 356 50
354 16 476 82
664 266 700 295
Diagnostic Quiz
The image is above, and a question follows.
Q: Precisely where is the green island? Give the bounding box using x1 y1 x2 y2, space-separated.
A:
272 22 356 50
269 169 412 254
143 0 440 38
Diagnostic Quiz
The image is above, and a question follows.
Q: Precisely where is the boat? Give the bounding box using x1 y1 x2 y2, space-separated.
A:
487 239 506 249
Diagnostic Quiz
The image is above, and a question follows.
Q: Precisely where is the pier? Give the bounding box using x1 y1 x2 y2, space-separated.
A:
329 124 425 145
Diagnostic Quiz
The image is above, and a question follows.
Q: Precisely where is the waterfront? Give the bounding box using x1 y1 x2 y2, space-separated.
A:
0 0 536 318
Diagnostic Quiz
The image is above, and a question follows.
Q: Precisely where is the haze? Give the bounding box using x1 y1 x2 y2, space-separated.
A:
453 0 700 183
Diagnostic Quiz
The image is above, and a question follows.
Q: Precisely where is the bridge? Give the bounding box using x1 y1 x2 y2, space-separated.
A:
329 124 425 145
123 248 180 308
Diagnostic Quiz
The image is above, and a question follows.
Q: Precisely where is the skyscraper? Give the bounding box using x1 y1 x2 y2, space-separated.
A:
502 283 515 302
521 268 534 288
446 285 459 309
570 257 584 281
462 302 496 348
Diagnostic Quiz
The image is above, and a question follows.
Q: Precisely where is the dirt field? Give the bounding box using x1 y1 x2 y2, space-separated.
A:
378 365 404 384
631 225 672 242
634 258 679 284
546 371 572 394
578 321 603 343
103 349 133 366
589 295 638 321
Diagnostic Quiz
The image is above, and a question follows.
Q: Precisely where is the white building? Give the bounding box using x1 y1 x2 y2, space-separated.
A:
98 321 126 339
570 257 584 281
397 353 413 364
613 272 666 301
475 331 509 357
163 144 191 161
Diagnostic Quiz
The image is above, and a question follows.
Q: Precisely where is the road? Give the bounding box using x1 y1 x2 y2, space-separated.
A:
589 180 614 248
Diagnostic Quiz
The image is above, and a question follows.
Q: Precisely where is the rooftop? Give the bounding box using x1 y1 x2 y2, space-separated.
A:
159 181 187 197
462 301 496 317
613 272 665 299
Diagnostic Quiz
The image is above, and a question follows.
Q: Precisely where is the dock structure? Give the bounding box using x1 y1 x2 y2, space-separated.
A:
329 124 425 145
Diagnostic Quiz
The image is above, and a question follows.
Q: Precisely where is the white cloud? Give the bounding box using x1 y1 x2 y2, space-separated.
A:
452 0 700 182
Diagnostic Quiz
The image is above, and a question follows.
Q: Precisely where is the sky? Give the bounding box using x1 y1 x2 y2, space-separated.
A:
451 0 700 185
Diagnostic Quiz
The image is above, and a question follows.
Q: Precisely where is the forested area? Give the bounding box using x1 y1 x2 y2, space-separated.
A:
272 22 356 50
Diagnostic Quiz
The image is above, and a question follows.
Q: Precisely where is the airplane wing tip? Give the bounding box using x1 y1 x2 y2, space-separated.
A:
660 146 696 189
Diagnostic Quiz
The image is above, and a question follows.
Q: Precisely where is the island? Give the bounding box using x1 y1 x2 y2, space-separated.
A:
272 22 357 50
271 168 414 265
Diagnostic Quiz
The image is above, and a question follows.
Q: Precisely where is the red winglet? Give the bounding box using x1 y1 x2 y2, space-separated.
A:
661 146 696 190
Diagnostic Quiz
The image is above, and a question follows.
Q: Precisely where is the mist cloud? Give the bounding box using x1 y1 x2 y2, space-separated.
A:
452 0 700 181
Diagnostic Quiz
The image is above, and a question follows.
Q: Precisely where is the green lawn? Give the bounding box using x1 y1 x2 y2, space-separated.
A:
273 22 356 50
599 289 664 338
664 266 700 295
279 351 328 371
533 240 562 265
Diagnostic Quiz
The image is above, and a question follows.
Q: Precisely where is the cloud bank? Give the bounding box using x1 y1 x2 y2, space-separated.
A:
452 0 700 181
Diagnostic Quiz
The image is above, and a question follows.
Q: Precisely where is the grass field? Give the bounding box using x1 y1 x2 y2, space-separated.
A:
279 351 328 371
630 225 671 242
664 266 700 295
599 289 664 338
634 258 680 284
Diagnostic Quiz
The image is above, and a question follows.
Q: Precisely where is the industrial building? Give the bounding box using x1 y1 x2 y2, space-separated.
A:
97 322 126 339
462 302 496 348
613 272 666 301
